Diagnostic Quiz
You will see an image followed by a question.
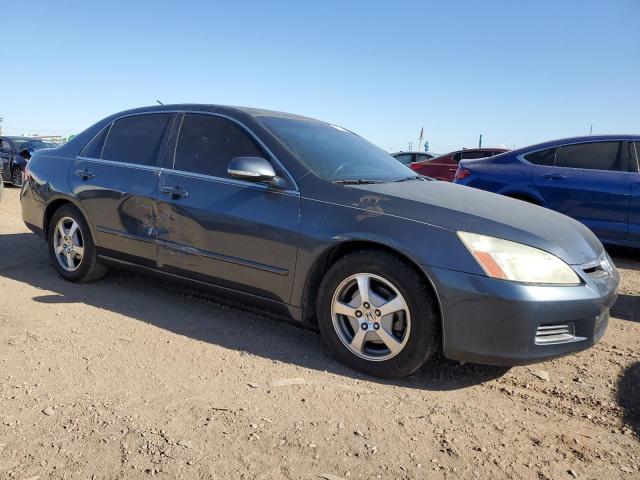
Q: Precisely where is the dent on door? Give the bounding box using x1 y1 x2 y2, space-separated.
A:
155 172 300 302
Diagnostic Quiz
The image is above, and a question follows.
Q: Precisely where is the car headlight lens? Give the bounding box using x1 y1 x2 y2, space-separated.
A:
458 231 581 285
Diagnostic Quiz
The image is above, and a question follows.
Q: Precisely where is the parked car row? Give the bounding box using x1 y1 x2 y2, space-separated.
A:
20 104 619 378
0 136 58 187
408 148 509 181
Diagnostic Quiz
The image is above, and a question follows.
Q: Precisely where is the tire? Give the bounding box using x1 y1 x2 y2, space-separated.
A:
47 204 107 283
316 250 439 378
11 167 23 187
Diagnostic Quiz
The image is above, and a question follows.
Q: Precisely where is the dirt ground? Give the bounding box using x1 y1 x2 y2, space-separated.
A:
0 187 638 480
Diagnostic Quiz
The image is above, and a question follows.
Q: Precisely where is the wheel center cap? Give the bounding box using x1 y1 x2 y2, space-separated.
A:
365 311 375 322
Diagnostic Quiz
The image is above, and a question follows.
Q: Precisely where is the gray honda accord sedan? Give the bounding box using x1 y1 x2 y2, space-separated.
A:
20 105 619 378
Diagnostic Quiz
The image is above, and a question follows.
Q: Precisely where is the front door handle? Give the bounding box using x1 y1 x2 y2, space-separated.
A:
75 168 94 180
543 173 568 180
161 185 189 199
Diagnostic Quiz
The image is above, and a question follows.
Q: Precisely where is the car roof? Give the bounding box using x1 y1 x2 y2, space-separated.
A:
391 151 434 155
510 134 640 155
102 103 323 123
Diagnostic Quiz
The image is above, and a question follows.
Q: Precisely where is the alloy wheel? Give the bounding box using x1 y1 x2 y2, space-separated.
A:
331 273 411 361
52 217 85 272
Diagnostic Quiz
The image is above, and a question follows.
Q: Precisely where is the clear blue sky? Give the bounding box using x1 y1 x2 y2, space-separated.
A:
1 0 639 152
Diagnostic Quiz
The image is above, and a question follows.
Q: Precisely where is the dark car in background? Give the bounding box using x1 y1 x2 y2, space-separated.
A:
411 148 510 181
0 136 58 186
21 105 618 377
455 135 640 248
391 151 438 166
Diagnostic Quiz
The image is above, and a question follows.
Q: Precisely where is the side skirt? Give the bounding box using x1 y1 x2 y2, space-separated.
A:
98 255 307 326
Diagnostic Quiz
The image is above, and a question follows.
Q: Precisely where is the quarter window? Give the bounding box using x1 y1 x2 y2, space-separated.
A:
81 126 110 159
101 114 173 166
555 142 622 171
524 148 556 166
174 114 264 177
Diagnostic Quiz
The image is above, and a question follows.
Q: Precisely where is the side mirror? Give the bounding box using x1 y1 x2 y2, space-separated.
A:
228 157 285 188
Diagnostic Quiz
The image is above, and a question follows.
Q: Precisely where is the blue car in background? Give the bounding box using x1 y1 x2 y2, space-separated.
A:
454 135 640 248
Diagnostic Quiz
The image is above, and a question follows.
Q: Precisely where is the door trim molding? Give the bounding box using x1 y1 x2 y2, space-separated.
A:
157 239 289 276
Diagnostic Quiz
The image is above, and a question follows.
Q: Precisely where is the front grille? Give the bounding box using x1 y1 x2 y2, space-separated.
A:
535 323 575 345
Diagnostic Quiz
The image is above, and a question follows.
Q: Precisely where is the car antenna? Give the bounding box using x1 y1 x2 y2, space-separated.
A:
156 99 164 105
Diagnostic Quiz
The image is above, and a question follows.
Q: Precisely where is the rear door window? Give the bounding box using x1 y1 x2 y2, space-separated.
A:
524 148 556 166
173 114 264 178
555 142 623 171
461 150 491 160
101 114 173 167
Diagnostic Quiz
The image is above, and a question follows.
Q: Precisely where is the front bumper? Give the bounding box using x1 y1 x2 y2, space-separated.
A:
425 263 619 366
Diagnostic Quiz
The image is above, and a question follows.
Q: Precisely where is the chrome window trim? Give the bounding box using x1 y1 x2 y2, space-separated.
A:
175 110 300 192
632 141 640 173
76 156 163 172
76 109 300 191
165 167 299 197
99 122 113 160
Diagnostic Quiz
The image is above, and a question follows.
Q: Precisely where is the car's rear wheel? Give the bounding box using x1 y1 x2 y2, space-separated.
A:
47 204 107 282
11 167 22 187
317 250 438 378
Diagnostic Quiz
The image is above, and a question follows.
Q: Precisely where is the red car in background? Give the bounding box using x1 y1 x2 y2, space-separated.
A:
410 147 510 181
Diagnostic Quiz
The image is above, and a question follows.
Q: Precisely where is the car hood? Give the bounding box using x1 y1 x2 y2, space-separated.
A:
349 180 603 265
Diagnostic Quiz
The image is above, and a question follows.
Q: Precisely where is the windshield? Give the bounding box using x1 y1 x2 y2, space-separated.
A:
260 116 417 182
10 139 57 150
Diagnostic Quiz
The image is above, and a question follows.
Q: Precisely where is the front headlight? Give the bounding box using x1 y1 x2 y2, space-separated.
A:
458 231 581 285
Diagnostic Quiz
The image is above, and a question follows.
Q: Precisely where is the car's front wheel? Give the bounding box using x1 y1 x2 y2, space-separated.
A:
47 204 107 282
317 250 439 378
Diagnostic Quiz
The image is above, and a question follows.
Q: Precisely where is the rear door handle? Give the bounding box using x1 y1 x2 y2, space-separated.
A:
543 173 567 180
161 185 189 199
75 168 94 180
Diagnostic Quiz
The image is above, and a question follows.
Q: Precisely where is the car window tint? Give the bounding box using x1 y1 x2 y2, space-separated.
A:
461 151 491 160
524 148 556 166
102 114 173 166
415 154 430 162
174 114 264 177
633 142 640 172
81 126 110 159
395 153 414 165
555 142 622 171
0 140 10 151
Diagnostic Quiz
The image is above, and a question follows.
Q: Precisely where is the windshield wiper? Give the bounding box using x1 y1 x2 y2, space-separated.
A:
332 179 383 185
393 175 424 182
